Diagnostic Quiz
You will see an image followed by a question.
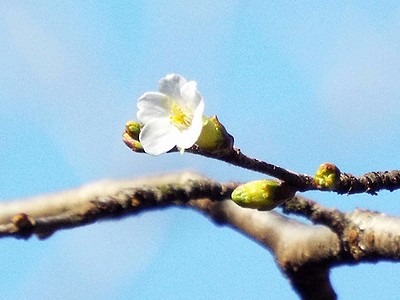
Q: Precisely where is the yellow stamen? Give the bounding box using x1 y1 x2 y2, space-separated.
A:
169 102 192 129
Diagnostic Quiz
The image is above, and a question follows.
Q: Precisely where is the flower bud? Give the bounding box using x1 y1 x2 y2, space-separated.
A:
123 121 144 152
231 180 296 211
125 121 142 140
195 115 233 154
314 163 341 190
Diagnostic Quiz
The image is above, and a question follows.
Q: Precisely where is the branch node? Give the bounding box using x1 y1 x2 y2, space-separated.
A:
11 213 36 239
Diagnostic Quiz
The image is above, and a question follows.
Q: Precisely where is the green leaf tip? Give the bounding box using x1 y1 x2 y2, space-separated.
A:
314 163 341 190
231 179 296 211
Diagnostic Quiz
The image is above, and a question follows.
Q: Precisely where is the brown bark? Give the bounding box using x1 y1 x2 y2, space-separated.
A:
1 171 400 299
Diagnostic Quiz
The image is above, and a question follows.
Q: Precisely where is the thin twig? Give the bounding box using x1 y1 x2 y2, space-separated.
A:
123 130 400 195
122 132 315 189
190 145 316 190
337 171 400 195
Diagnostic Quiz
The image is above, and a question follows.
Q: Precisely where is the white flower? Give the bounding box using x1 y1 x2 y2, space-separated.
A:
137 74 205 155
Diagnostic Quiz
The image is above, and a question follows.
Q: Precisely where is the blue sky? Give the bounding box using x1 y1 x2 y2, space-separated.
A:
1 1 400 299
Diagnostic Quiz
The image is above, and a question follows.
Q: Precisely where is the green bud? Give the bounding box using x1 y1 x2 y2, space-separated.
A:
231 180 296 211
314 163 340 190
123 121 144 152
125 121 142 140
195 116 233 154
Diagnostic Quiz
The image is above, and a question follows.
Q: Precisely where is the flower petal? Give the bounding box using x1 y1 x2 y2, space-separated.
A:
176 110 204 149
159 74 187 99
139 119 180 155
136 74 206 155
137 92 172 123
180 81 204 112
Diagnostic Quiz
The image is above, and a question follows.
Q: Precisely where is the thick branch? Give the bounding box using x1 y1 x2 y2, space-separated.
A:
199 199 339 299
3 172 400 299
283 196 400 262
0 172 237 239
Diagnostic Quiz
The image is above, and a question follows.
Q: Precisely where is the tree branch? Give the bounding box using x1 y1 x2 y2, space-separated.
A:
0 172 237 239
282 196 400 262
3 171 400 299
337 171 400 195
123 131 400 195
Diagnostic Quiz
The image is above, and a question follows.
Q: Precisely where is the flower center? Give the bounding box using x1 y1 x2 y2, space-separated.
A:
169 102 192 130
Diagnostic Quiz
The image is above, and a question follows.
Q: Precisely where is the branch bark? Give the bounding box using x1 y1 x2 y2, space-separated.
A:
2 171 400 299
123 132 400 195
0 172 236 239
